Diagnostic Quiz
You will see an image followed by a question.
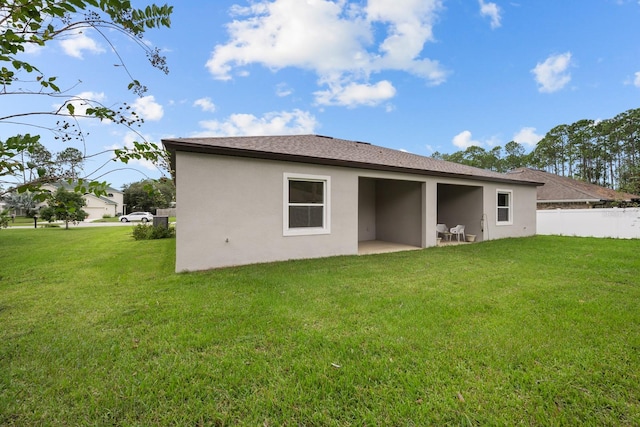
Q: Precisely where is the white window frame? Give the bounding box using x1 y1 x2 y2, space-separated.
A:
283 173 331 236
496 189 513 225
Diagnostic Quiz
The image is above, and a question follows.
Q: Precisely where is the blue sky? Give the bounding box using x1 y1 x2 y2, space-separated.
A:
4 0 640 189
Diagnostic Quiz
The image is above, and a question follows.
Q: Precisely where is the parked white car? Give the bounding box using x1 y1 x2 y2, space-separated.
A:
120 212 153 223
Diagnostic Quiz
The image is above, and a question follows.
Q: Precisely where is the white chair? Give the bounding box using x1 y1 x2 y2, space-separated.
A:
450 225 466 242
436 223 452 241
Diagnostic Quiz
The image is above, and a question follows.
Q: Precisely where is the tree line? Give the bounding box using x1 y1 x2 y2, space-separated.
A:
432 108 640 195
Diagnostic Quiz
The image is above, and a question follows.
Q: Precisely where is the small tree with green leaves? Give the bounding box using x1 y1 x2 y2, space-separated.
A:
0 209 9 229
39 188 88 229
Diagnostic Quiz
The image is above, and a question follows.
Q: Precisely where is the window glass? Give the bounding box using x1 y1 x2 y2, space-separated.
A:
289 206 324 228
497 206 509 222
284 174 330 236
497 191 511 224
289 180 324 204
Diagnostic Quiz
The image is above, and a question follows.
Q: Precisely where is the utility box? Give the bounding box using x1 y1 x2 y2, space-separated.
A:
153 216 169 228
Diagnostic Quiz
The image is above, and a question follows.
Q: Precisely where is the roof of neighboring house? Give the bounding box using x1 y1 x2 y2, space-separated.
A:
86 193 118 205
44 181 122 195
507 167 640 203
162 134 542 186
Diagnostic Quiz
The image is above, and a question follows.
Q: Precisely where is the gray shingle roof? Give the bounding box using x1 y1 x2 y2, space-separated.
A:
163 134 541 186
507 168 640 202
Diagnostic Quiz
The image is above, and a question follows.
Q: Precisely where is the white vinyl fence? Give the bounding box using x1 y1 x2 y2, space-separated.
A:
537 207 640 239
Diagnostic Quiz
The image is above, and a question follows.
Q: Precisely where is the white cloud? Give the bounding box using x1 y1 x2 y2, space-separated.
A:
531 52 572 93
452 130 482 149
119 132 160 171
105 132 162 172
193 97 216 112
513 127 543 147
61 93 163 125
195 109 318 137
23 43 44 55
634 71 640 88
314 79 396 107
479 0 502 29
59 30 105 59
207 0 370 79
276 83 293 97
63 91 107 117
206 0 447 107
131 96 164 121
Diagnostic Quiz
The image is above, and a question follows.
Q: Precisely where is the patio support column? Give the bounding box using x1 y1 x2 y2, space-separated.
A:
424 181 438 247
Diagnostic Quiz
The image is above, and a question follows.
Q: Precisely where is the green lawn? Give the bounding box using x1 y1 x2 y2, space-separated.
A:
3 215 36 227
1 228 639 425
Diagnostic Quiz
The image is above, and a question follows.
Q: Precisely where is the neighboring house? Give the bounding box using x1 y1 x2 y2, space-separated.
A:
162 135 542 271
506 168 640 239
41 181 124 220
507 168 640 209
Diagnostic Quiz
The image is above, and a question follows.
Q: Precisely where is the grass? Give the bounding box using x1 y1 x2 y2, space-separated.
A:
0 228 639 425
5 215 177 225
3 216 36 227
91 216 122 223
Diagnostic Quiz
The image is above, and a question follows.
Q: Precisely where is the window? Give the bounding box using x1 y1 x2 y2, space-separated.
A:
284 173 330 236
496 190 512 225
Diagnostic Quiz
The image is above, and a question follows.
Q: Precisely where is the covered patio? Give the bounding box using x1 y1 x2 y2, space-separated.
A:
358 238 472 255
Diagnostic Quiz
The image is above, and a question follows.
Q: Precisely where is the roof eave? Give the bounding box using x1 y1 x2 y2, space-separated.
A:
162 140 542 187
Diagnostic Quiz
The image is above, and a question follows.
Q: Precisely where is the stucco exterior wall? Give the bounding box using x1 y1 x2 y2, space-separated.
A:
483 183 538 240
175 152 359 271
84 195 117 220
108 191 124 215
375 180 423 247
437 183 484 240
358 178 376 241
175 152 538 271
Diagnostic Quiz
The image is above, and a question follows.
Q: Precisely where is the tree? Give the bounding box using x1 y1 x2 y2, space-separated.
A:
0 0 173 197
39 188 88 229
3 190 37 216
503 141 527 171
55 147 84 180
0 209 9 229
432 107 640 195
122 178 175 213
24 142 55 183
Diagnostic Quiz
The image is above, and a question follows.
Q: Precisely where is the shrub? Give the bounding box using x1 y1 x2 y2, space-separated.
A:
132 223 175 240
102 214 112 219
0 210 9 229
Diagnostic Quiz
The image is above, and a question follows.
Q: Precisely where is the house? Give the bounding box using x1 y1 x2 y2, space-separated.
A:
162 135 542 271
41 181 124 220
507 168 640 239
507 168 640 209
